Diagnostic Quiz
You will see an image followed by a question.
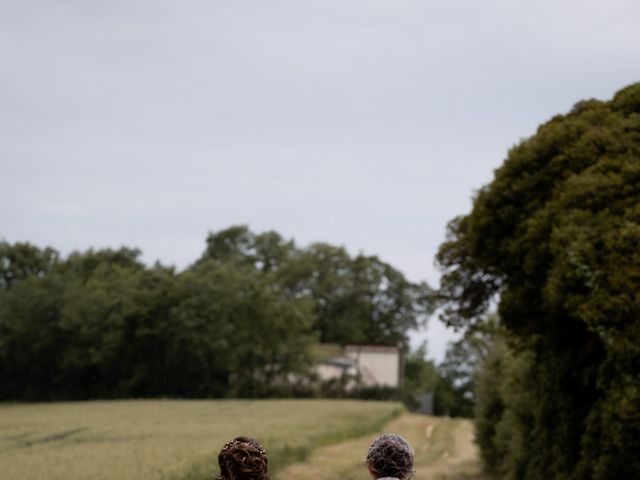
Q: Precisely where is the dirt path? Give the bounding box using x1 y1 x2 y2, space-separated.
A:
276 413 487 480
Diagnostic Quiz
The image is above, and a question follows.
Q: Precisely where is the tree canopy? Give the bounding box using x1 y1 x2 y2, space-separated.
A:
0 228 433 400
437 82 640 479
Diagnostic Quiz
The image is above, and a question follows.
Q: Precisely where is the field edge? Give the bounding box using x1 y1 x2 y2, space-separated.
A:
169 402 406 480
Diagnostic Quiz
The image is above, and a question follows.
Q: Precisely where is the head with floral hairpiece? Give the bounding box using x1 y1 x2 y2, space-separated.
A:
215 436 269 480
365 433 414 480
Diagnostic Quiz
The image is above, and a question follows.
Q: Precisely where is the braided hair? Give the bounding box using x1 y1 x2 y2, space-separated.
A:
365 434 414 480
215 436 269 480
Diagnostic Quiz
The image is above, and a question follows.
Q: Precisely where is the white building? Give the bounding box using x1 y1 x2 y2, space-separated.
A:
344 344 401 388
314 344 402 389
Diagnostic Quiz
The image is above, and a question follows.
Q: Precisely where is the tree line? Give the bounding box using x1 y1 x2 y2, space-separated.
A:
0 226 446 401
437 82 640 479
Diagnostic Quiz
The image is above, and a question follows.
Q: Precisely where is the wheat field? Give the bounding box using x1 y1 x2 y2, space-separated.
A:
0 400 401 480
0 399 402 480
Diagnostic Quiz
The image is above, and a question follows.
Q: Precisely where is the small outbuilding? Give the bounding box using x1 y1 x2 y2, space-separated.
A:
314 343 402 389
344 344 402 388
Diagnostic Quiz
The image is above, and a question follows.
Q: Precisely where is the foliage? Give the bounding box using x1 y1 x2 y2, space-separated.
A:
402 341 440 409
172 261 315 397
437 82 640 479
0 227 433 400
474 332 535 478
0 241 59 289
199 226 433 345
434 319 496 417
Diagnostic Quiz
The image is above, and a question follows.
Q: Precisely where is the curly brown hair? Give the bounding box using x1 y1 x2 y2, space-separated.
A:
365 433 414 480
215 436 269 480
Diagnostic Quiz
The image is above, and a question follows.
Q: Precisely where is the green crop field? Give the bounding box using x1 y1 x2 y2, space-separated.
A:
0 399 402 480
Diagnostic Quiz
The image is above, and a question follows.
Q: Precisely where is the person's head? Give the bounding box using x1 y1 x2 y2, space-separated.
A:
215 436 269 480
365 433 414 480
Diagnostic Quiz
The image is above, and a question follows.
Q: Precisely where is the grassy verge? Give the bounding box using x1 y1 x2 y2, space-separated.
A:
276 414 487 480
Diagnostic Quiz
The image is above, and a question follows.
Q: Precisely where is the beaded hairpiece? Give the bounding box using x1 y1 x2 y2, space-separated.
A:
221 439 267 457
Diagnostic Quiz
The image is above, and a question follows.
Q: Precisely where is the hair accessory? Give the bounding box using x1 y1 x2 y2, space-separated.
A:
221 440 267 457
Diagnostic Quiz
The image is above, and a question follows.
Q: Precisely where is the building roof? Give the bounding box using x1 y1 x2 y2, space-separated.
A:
344 344 400 353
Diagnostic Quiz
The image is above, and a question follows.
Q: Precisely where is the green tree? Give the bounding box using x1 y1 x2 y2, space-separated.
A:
436 82 640 479
283 244 432 345
198 227 434 346
62 247 143 281
0 241 59 289
474 331 536 478
0 272 66 399
1 227 433 400
198 225 296 272
0 246 179 399
172 261 316 397
403 341 439 408
432 318 497 417
57 262 178 397
473 336 508 473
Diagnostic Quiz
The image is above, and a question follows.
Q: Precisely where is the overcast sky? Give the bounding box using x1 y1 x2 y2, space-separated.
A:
1 0 639 360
